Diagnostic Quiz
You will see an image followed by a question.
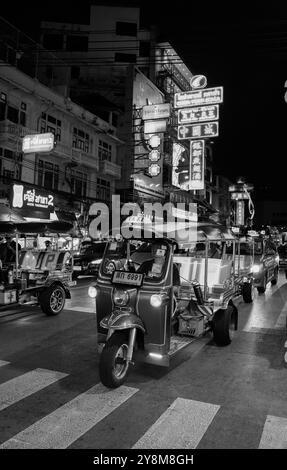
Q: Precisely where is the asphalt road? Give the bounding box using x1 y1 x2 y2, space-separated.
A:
0 275 287 450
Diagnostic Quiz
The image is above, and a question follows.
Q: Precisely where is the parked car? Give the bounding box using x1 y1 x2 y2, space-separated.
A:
73 241 107 279
251 236 279 292
278 243 287 277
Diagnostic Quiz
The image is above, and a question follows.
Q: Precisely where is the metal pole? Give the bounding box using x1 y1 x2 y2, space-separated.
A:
15 231 19 280
204 240 209 301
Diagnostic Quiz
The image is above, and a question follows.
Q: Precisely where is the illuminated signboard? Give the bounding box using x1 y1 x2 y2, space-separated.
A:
177 105 219 124
174 87 223 108
142 103 171 120
189 140 205 190
144 119 167 134
22 133 55 154
178 122 219 140
236 200 245 226
172 142 189 191
231 192 249 200
190 74 207 89
11 184 54 219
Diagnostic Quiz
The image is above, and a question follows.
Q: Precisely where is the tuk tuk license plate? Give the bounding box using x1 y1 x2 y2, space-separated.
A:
112 271 143 286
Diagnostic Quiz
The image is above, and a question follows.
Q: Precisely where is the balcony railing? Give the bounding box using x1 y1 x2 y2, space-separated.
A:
100 160 121 179
0 121 38 139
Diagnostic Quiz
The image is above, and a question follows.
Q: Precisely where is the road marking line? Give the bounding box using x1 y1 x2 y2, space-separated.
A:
0 368 67 412
284 340 287 349
0 360 10 367
132 397 220 449
64 305 95 313
259 415 287 449
0 384 138 449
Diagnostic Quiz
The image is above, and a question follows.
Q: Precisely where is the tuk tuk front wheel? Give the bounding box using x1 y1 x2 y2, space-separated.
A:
99 332 130 388
40 285 66 316
213 306 237 346
242 282 254 303
257 275 267 294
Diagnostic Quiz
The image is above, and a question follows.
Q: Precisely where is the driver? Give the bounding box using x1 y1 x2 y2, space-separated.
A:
137 244 166 277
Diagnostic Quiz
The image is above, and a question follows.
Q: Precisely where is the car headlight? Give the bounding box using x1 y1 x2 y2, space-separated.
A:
252 264 261 273
90 259 102 265
150 294 162 307
88 286 98 298
113 289 129 306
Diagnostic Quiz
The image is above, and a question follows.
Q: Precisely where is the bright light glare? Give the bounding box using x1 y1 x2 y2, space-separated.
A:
149 352 163 359
88 286 98 298
252 265 261 273
150 294 162 307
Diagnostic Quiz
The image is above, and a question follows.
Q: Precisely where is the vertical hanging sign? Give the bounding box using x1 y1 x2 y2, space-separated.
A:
189 140 205 190
236 200 245 226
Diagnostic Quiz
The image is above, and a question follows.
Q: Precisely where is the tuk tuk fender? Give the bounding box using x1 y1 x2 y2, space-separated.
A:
45 279 71 299
100 311 146 333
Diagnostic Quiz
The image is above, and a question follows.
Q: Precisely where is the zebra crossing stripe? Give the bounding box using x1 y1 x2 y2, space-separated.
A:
0 384 138 449
0 360 10 367
132 397 220 449
259 415 287 449
0 368 67 412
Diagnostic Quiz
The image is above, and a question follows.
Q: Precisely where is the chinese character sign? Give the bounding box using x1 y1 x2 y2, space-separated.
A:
189 140 205 190
178 122 219 140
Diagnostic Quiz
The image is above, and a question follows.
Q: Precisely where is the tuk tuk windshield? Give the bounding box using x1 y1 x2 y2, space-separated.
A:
101 240 169 282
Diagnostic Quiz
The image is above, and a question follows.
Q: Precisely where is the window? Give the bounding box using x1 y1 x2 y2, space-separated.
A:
98 140 112 162
71 169 87 198
73 127 90 152
66 35 88 51
114 52 136 63
115 21 137 37
40 113 61 141
43 33 63 50
96 178 110 202
37 159 59 190
0 148 22 181
7 105 19 124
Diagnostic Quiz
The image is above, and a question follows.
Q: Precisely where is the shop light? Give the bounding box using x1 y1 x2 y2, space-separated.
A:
252 265 261 273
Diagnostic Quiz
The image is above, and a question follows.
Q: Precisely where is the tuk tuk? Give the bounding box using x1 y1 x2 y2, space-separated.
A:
89 220 249 388
0 220 76 315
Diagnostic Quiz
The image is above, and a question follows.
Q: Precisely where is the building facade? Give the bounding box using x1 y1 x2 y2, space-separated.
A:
0 62 121 218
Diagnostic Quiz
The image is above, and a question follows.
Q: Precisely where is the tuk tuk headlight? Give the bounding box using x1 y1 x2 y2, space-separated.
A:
252 264 261 273
88 286 98 298
150 294 162 307
113 289 129 306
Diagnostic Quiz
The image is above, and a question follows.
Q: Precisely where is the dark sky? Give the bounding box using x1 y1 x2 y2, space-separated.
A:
2 0 287 199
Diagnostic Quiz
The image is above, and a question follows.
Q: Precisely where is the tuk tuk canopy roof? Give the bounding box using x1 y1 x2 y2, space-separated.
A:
109 220 235 244
0 220 75 235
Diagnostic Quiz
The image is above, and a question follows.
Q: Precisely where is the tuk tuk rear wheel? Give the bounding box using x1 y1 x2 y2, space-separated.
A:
99 332 130 388
40 285 66 316
213 306 237 346
242 282 254 303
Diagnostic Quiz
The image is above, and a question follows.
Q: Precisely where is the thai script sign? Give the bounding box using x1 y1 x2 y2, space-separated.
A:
174 87 223 108
11 184 54 218
22 133 55 153
178 122 219 140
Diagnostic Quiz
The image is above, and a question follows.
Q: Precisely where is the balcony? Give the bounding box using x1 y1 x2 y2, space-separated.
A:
0 121 37 148
100 160 121 179
71 148 99 171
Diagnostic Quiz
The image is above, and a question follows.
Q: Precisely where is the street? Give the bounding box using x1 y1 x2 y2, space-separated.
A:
0 274 287 449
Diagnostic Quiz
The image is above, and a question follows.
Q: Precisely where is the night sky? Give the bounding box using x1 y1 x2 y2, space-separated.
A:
2 0 287 200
